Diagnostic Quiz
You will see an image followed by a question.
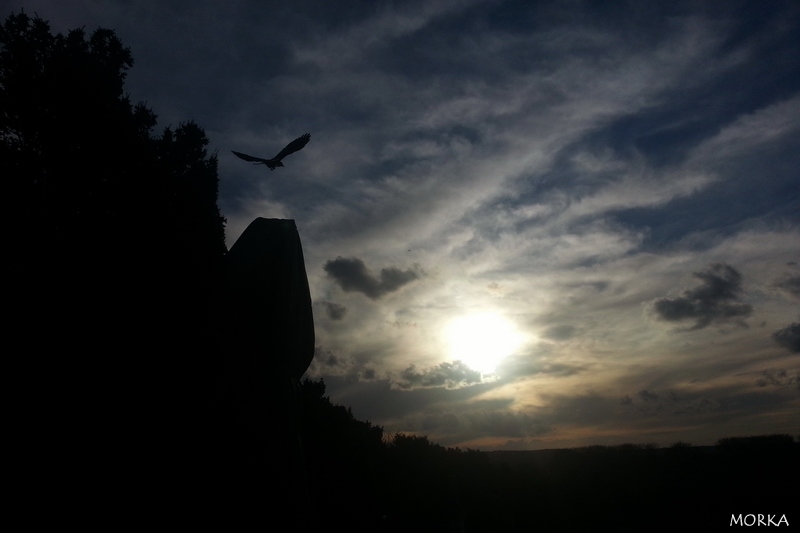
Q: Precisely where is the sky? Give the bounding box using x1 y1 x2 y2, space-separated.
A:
13 0 799 450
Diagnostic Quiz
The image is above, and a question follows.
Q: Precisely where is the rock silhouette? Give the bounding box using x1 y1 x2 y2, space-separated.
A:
224 218 315 381
211 217 316 526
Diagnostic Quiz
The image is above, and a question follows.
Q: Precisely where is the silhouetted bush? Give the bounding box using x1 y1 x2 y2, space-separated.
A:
299 378 386 529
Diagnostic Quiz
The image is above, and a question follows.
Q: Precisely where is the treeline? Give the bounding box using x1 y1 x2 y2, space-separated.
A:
299 378 492 531
299 379 797 532
2 11 227 522
2 10 226 332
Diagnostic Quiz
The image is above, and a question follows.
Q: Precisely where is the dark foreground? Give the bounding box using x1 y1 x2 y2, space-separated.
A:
299 382 797 532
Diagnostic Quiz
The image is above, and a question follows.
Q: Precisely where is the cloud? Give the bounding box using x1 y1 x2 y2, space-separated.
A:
322 301 348 320
312 346 343 368
318 374 496 424
464 411 552 439
625 389 721 416
756 369 799 389
638 389 659 403
498 355 587 379
395 361 482 390
773 273 800 301
541 324 578 341
771 322 800 353
324 256 419 299
533 393 625 426
420 412 461 433
649 263 753 330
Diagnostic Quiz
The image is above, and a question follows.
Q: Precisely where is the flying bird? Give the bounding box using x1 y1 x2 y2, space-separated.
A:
232 133 311 170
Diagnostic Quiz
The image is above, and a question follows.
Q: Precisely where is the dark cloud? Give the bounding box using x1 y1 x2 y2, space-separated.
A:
324 257 419 299
638 389 659 402
771 322 800 353
537 363 585 376
420 412 460 432
466 398 516 411
465 411 551 439
312 346 342 368
322 301 347 320
534 393 623 426
625 388 720 416
307 345 379 378
413 408 551 439
756 369 799 389
395 361 482 390
542 325 577 341
650 263 752 330
320 374 495 422
773 274 800 300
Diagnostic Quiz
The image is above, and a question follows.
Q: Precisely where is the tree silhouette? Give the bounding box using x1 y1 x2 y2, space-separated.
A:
2 11 224 264
299 378 386 529
2 11 226 524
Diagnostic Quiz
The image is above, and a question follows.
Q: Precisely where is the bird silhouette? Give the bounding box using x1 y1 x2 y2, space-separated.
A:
232 133 310 170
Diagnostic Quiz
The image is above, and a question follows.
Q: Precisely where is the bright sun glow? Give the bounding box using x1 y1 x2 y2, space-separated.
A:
444 313 524 375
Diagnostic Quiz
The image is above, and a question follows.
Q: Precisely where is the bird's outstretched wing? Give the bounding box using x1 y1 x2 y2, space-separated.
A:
273 133 311 162
232 133 311 170
231 150 269 163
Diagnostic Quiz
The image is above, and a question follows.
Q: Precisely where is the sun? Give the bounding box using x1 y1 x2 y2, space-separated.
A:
443 312 524 375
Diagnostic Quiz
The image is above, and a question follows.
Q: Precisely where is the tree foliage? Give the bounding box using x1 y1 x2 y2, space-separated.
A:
1 10 225 266
299 378 386 527
2 13 227 515
1 10 226 337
